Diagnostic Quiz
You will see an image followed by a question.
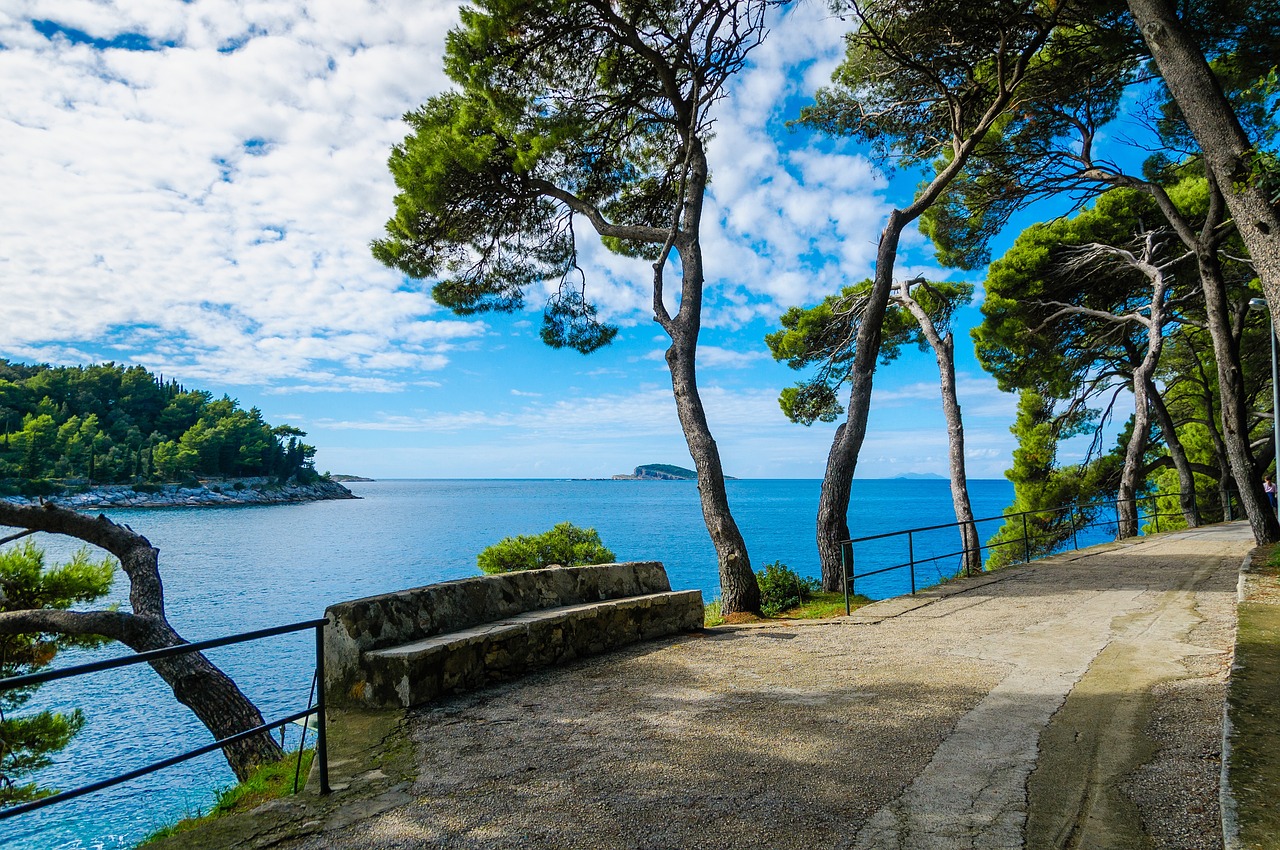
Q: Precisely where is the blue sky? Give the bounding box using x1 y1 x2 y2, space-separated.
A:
0 0 1113 479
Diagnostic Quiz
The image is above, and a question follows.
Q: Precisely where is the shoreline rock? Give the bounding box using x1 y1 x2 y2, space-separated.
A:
0 478 358 510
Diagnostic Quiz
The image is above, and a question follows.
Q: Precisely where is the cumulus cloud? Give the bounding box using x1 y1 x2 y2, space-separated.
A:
0 0 474 387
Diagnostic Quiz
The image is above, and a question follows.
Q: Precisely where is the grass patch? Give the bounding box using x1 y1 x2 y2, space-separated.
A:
139 749 314 845
704 591 873 625
1230 545 1280 850
1230 600 1280 849
773 591 873 619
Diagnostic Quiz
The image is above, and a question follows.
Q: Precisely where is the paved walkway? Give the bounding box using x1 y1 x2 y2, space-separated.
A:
178 522 1253 850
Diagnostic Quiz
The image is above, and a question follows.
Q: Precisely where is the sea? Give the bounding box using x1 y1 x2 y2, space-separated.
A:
3 477 1027 850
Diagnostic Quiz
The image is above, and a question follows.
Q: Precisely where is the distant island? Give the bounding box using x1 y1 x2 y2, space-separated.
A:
893 472 946 480
612 464 736 481
330 474 376 482
0 359 353 507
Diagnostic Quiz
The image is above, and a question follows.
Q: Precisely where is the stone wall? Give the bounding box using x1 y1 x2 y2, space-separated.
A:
325 562 704 708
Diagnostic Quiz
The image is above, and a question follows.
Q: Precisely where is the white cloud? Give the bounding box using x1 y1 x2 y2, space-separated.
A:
0 0 468 387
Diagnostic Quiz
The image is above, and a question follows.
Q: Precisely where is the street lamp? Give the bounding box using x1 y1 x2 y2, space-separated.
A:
1249 297 1280 488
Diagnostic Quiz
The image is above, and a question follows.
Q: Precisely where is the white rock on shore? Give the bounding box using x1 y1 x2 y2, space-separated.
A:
0 478 357 509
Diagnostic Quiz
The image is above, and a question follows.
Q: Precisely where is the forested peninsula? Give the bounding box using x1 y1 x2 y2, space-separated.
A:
0 360 352 507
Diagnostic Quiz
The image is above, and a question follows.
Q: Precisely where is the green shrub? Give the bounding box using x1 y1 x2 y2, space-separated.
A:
756 561 820 617
477 522 615 574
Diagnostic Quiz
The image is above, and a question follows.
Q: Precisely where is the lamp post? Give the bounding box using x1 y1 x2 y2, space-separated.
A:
1249 298 1280 489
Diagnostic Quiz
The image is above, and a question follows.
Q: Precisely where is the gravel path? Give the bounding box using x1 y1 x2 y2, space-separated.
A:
263 523 1251 850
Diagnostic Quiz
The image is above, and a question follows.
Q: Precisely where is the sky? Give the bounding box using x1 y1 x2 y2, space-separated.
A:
0 0 1088 480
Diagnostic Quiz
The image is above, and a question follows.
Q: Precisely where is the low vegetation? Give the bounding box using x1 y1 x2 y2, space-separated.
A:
476 522 615 574
0 542 114 806
140 749 315 845
704 562 871 626
755 561 821 617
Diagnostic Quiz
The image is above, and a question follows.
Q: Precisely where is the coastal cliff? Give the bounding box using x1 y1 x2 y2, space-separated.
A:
0 478 356 509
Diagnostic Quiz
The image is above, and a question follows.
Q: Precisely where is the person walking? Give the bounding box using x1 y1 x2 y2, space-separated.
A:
1265 476 1277 512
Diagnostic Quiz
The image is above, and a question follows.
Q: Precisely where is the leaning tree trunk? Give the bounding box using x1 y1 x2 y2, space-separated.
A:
1146 380 1199 527
665 233 759 615
899 295 981 574
816 212 905 590
0 503 284 780
1127 0 1280 319
1144 169 1279 541
1118 375 1153 538
1197 249 1280 541
936 337 981 574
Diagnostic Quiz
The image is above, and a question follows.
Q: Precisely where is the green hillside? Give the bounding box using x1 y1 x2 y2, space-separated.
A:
0 360 318 494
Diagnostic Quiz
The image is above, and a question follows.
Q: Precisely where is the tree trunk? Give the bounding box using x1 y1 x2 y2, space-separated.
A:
1127 0 1280 320
936 337 982 574
664 229 758 614
1145 378 1199 527
898 296 981 574
1118 374 1152 538
816 212 905 590
0 503 284 780
1143 170 1279 541
1193 225 1279 541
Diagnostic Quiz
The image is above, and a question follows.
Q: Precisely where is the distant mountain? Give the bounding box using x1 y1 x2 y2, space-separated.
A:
612 463 736 481
893 472 946 480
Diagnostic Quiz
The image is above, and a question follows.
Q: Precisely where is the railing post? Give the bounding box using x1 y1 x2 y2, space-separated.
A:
1072 509 1079 551
1154 496 1160 534
907 531 916 595
315 622 330 795
842 542 851 616
1022 513 1030 563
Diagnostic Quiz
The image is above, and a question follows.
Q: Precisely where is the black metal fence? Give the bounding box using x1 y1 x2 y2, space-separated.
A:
0 618 330 821
838 493 1207 614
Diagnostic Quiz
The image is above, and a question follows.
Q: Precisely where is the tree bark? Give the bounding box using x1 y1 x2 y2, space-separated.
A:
898 291 981 574
816 213 905 591
657 142 758 615
1143 176 1280 541
1145 377 1199 526
1126 0 1280 322
0 502 284 780
1118 368 1153 538
665 315 758 614
1195 248 1280 540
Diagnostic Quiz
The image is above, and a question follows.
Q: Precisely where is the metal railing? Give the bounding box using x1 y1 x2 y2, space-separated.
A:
0 617 330 820
838 493 1203 615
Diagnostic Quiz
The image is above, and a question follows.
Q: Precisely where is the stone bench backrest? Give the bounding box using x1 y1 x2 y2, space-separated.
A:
324 561 672 656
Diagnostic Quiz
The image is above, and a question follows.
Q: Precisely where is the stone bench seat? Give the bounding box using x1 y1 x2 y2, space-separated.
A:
325 562 703 709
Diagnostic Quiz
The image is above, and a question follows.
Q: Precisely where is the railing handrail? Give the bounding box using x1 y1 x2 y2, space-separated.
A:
838 490 1203 614
841 493 1168 547
0 617 331 821
0 617 327 691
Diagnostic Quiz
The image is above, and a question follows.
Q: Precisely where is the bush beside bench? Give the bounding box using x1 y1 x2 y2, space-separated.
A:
324 561 703 709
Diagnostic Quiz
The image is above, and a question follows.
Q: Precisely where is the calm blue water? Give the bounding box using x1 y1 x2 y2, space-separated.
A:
4 477 1017 850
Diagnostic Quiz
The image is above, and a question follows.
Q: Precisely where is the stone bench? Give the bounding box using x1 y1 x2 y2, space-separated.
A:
323 561 704 709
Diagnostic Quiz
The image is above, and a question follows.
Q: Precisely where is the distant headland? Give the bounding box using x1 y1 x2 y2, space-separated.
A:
611 464 736 481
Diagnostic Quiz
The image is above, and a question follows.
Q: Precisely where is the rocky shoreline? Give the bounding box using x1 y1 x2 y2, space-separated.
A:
0 478 357 510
